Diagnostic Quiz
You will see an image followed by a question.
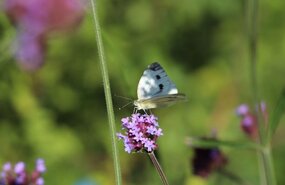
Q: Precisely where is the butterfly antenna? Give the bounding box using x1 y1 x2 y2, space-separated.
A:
114 94 133 101
119 101 133 110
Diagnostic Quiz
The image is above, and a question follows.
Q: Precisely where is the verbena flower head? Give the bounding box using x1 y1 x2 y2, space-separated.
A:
0 159 46 185
117 113 163 153
236 102 268 140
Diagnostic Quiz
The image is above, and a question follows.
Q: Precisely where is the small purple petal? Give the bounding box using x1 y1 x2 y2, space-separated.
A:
128 121 138 129
121 137 134 153
133 132 144 142
146 126 157 135
131 113 140 122
14 162 25 174
137 116 145 123
236 104 249 116
129 126 140 135
121 117 129 127
146 115 158 125
144 140 156 152
124 141 134 153
36 159 46 173
260 101 266 113
15 173 26 184
210 149 220 159
3 162 11 172
36 177 45 185
117 133 127 140
1 172 6 179
242 115 254 127
15 32 45 71
155 128 163 136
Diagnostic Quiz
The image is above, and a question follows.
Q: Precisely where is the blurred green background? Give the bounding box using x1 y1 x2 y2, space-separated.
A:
1 0 285 185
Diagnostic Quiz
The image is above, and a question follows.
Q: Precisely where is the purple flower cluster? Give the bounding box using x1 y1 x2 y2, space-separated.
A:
236 102 268 139
117 113 163 153
0 159 46 185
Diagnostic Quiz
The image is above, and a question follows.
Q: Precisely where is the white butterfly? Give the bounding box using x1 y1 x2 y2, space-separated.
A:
134 62 186 110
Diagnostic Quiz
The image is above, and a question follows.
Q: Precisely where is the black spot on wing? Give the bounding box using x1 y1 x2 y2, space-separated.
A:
156 75 161 80
148 62 163 71
159 84 163 90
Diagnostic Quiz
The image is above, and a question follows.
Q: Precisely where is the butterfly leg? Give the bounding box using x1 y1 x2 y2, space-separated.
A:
142 109 151 115
133 107 138 114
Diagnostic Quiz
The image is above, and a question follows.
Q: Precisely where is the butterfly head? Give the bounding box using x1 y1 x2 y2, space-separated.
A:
133 100 144 110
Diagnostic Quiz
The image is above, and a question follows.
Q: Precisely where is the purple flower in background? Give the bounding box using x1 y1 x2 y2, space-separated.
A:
3 163 11 172
259 101 269 124
4 0 85 71
1 163 12 185
35 159 46 173
0 158 46 185
236 104 249 116
15 32 46 70
15 173 26 184
236 102 268 140
189 138 228 178
14 162 25 174
117 113 163 153
35 177 44 185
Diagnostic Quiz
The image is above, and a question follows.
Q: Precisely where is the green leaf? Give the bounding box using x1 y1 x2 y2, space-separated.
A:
268 88 285 141
185 137 261 150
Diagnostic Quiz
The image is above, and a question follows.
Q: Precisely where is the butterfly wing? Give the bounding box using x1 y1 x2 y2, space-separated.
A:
137 62 178 100
134 93 187 110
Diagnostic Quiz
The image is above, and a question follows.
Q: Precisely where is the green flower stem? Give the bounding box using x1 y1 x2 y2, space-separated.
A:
90 1 122 185
260 145 277 185
247 0 276 185
148 152 169 185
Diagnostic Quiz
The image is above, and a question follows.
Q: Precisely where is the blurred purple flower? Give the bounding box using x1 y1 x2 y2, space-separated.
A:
236 102 268 140
191 140 228 178
4 0 85 71
15 32 45 71
0 159 46 185
117 113 163 153
236 104 249 116
3 163 11 172
35 159 46 173
36 177 44 185
15 173 26 184
14 162 25 174
259 101 269 124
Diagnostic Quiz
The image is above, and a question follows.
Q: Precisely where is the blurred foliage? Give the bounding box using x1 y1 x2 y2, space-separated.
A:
1 0 285 185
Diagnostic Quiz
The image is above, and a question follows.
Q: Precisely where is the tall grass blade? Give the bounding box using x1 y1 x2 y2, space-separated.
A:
268 88 285 141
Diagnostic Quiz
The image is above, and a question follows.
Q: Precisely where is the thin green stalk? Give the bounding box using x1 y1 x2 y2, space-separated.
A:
90 1 122 185
148 152 169 185
248 0 265 140
247 0 276 185
261 145 277 185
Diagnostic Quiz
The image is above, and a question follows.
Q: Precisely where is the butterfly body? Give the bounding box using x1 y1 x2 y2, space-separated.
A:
134 62 186 110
